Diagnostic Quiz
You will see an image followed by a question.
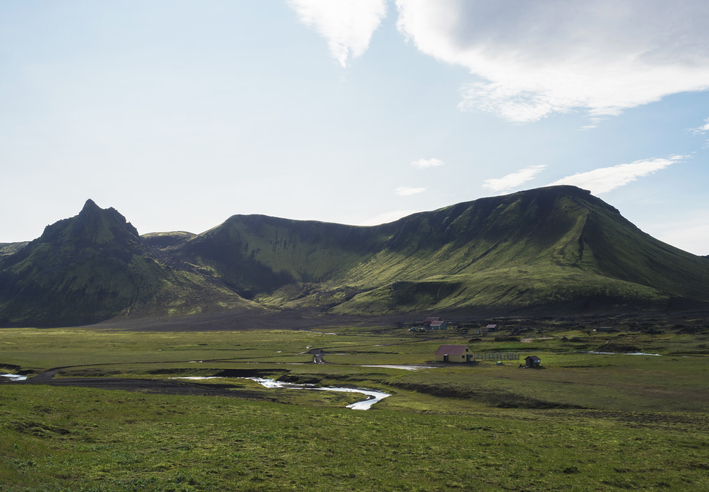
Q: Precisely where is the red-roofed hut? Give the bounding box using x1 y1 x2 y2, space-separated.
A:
435 344 473 363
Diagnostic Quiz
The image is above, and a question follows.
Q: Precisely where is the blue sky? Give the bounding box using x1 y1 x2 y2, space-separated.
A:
2 0 708 255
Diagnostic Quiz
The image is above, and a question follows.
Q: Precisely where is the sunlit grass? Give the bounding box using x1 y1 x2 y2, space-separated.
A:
2 323 709 489
1 384 708 491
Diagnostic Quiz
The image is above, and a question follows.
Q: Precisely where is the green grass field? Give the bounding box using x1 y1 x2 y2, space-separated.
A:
1 321 709 490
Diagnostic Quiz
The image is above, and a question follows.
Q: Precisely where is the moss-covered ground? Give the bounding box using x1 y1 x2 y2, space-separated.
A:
1 317 708 490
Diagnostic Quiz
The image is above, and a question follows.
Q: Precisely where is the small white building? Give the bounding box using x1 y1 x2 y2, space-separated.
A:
429 320 448 330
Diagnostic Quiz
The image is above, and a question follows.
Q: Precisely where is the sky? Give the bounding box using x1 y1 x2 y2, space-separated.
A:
1 0 708 255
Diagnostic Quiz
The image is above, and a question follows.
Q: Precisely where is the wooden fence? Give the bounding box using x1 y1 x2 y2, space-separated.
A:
474 352 521 361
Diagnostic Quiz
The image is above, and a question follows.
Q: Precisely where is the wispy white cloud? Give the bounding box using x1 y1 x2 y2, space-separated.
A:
411 158 444 169
548 156 684 194
395 0 709 122
358 209 418 226
395 186 426 196
694 117 709 134
288 0 387 68
482 165 546 193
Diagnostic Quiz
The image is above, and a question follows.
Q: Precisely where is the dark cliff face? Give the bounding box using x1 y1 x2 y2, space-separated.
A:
1 187 709 327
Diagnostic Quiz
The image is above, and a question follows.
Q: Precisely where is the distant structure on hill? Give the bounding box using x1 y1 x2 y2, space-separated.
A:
421 317 447 330
429 320 447 330
486 324 498 332
435 344 473 363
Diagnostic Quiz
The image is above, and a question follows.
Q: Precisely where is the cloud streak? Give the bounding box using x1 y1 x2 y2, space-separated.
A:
288 0 387 67
395 0 709 122
395 186 426 196
483 165 546 193
695 117 709 134
411 158 444 169
548 156 683 194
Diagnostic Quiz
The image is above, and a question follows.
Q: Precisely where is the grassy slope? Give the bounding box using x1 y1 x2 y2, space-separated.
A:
177 215 388 299
581 196 709 302
238 186 708 313
0 243 28 258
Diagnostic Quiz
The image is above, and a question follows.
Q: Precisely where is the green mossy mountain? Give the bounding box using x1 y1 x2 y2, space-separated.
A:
1 187 708 326
168 186 709 314
0 200 255 327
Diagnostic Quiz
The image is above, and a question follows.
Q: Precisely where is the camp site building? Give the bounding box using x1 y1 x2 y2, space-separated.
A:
525 355 541 368
435 344 473 363
429 320 448 330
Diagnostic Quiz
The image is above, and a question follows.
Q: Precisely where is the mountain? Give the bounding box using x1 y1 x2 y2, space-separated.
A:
0 200 256 327
163 185 709 314
1 186 708 326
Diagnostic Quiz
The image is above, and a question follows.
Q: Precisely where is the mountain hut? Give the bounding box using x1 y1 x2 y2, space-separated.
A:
430 320 448 330
435 344 473 363
524 355 541 368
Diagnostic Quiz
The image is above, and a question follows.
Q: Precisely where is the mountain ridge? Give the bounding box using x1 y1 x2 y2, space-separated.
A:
1 187 708 327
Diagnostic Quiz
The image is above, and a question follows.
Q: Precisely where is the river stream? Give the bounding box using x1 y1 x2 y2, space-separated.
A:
245 377 390 410
0 373 27 381
172 376 390 409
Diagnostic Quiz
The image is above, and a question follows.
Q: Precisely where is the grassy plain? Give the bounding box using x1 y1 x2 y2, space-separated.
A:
1 318 709 490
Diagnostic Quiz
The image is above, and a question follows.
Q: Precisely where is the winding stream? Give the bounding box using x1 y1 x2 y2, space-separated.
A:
171 376 390 410
0 373 27 381
245 377 390 410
